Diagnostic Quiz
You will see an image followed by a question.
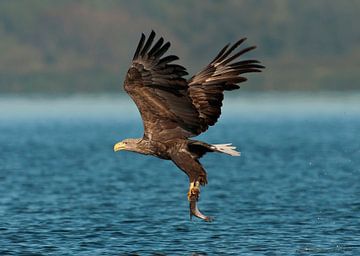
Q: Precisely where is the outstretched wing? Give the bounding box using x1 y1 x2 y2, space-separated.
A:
124 31 204 141
188 38 264 133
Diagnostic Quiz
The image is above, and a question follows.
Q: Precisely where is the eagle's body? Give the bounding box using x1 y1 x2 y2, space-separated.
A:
114 31 263 221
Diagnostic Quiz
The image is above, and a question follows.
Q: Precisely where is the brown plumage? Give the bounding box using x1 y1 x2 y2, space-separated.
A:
114 31 264 221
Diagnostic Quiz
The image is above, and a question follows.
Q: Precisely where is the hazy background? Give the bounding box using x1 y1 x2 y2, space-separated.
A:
1 0 360 94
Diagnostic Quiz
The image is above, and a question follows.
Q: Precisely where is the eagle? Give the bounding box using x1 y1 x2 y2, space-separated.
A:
114 31 264 221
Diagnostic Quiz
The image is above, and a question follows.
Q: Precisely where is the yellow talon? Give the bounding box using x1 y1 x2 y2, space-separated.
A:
187 181 201 201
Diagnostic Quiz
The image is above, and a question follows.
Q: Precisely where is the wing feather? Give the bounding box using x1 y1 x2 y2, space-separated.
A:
188 38 264 129
124 31 204 141
133 33 145 60
139 30 156 57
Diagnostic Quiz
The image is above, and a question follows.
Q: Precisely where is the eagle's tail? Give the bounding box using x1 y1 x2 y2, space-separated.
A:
211 143 240 156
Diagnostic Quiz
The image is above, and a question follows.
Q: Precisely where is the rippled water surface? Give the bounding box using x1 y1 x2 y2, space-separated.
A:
1 94 360 255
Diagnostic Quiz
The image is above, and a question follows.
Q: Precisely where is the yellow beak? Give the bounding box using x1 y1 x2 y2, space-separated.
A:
114 142 126 152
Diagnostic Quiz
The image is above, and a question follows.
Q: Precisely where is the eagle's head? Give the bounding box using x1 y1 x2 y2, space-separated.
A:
113 138 141 152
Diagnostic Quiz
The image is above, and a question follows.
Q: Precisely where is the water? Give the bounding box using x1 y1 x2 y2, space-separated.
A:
1 93 360 255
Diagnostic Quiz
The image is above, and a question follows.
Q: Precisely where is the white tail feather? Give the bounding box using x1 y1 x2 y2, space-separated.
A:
211 143 240 156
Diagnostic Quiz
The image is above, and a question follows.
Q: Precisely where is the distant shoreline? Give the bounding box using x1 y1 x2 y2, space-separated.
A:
1 92 359 120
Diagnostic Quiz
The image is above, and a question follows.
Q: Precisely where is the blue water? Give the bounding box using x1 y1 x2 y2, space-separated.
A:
1 94 360 255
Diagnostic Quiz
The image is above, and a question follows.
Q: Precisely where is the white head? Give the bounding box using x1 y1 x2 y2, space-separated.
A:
113 138 141 152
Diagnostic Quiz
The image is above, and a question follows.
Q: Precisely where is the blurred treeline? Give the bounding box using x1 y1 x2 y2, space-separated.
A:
0 0 359 93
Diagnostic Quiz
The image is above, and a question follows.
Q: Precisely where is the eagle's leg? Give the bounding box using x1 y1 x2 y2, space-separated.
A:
187 178 213 222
